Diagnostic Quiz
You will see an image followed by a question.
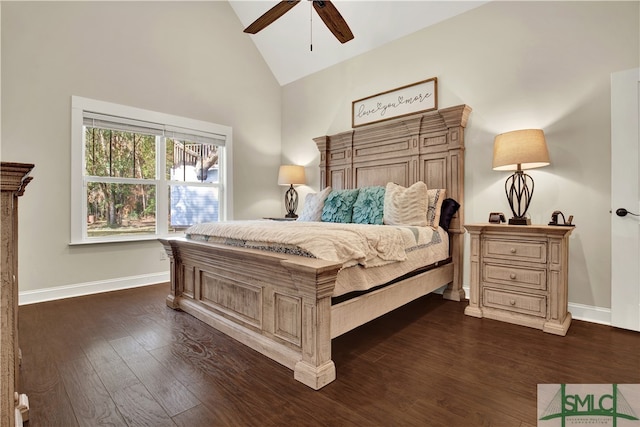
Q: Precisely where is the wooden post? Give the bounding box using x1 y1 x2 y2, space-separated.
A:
1 162 34 427
283 259 339 390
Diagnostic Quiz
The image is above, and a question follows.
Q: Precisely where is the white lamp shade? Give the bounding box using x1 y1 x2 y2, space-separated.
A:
277 165 306 186
493 129 550 171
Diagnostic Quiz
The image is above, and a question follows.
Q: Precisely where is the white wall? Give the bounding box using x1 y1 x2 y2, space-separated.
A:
1 2 283 298
3 1 638 312
282 1 639 310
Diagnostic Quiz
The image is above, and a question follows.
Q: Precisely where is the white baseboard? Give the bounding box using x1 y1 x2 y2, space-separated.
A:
462 285 611 326
568 302 611 326
20 279 613 327
18 272 170 306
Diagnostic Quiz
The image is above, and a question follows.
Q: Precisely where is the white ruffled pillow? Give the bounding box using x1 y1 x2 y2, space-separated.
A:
383 181 429 226
296 186 332 222
427 188 446 229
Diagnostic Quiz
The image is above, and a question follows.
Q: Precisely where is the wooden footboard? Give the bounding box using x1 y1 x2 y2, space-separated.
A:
160 235 461 389
160 237 343 390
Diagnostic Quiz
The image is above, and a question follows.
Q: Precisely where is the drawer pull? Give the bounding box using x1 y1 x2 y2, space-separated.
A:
510 248 517 254
509 299 516 306
510 273 517 280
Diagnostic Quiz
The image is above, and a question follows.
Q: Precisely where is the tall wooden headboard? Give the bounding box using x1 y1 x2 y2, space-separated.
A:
313 104 471 300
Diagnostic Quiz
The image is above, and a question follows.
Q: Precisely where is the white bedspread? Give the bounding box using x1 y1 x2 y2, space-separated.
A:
185 220 442 269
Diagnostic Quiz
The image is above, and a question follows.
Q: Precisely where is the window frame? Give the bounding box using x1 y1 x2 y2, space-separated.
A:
71 96 233 245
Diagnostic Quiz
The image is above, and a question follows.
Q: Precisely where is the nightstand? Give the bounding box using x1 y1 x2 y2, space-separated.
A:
464 224 574 335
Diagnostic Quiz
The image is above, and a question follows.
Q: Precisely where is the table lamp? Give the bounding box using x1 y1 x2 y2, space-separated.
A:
278 165 306 218
493 129 550 225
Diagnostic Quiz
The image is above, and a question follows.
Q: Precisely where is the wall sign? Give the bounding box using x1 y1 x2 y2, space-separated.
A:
352 77 438 128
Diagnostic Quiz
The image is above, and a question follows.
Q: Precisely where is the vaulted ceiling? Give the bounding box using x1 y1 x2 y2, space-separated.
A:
229 1 489 86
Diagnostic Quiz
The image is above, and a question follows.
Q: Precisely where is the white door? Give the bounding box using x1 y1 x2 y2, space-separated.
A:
611 67 640 331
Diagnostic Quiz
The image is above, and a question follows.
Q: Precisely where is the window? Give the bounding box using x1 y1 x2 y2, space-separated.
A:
71 96 233 244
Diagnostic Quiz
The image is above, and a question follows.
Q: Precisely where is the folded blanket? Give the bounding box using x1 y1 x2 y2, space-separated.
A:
186 220 441 268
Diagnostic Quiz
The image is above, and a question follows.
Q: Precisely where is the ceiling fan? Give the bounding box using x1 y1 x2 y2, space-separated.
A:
243 0 354 44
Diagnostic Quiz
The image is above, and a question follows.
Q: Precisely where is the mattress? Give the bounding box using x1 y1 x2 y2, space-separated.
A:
185 220 449 297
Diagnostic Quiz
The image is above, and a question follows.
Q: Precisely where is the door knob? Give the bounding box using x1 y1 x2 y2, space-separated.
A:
616 208 640 217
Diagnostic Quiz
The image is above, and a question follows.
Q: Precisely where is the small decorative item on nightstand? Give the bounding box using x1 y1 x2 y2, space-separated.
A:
488 212 506 224
464 223 574 336
548 210 575 227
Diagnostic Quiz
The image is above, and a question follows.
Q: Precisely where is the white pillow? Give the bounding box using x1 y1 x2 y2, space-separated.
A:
427 188 446 229
383 181 429 226
296 186 332 221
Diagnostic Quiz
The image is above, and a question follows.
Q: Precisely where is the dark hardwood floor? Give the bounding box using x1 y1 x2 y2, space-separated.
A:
18 283 640 427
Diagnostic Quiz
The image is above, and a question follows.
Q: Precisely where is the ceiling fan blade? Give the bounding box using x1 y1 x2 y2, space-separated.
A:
312 1 354 44
244 1 301 34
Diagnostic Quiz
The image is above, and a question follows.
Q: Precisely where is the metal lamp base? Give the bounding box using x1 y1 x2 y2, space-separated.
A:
505 169 534 226
508 217 531 225
284 185 299 219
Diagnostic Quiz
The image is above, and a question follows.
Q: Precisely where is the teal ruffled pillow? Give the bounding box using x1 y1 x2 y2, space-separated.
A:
321 189 360 223
352 186 385 225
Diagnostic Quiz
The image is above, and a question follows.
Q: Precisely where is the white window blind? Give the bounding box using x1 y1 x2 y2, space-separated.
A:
83 112 226 146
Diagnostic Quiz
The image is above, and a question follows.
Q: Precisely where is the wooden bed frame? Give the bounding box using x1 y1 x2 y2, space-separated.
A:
159 104 471 389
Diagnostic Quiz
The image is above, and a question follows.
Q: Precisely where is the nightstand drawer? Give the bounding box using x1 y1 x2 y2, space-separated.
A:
483 238 547 263
483 263 547 291
483 288 546 317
